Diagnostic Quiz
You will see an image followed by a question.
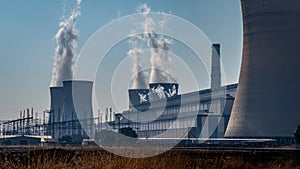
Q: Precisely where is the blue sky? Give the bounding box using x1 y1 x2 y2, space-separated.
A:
0 0 242 120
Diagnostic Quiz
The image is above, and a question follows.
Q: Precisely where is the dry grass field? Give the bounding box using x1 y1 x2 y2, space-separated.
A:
0 147 299 169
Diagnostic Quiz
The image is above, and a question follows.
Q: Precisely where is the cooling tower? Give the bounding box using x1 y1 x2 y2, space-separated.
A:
128 89 150 112
49 87 64 122
225 0 300 138
149 83 179 98
62 80 94 137
62 80 93 120
49 87 64 139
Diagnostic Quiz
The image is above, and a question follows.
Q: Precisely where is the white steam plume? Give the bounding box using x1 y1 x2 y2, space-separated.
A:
139 4 175 83
50 0 82 87
128 33 149 89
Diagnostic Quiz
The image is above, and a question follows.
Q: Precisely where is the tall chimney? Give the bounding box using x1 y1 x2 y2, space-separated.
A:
31 107 33 119
211 44 221 90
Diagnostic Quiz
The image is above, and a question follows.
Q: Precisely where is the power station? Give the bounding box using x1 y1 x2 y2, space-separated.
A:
1 0 300 146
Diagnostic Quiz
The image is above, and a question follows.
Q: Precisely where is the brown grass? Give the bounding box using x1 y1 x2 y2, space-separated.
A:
0 147 299 169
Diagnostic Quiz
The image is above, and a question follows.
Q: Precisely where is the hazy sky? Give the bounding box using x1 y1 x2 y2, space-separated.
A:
0 0 242 120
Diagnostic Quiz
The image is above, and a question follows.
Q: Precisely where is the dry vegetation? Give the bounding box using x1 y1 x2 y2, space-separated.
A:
0 147 299 169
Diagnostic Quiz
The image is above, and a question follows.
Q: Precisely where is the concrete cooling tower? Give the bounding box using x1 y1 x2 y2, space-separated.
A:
62 80 94 138
49 87 64 122
128 89 150 112
49 80 94 140
62 80 93 121
149 83 179 99
225 0 300 138
49 87 64 138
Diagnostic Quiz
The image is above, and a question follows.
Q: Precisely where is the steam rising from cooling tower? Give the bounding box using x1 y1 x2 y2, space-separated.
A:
50 0 82 87
128 34 148 89
140 4 175 84
127 4 178 110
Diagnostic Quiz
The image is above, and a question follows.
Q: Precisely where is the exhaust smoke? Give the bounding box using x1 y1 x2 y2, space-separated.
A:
140 4 175 84
128 34 149 89
50 0 82 87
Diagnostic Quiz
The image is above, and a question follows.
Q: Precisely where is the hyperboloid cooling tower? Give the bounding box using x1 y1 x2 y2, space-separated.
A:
128 89 150 112
62 80 93 122
49 80 94 139
149 83 179 98
49 87 64 123
49 87 64 139
225 0 300 138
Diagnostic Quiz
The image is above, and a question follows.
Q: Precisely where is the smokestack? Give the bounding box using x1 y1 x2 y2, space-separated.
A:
211 44 221 90
105 108 108 122
225 0 300 138
109 108 112 121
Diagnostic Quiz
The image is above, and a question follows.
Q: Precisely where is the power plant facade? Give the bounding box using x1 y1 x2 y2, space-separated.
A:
115 84 236 139
225 0 300 138
113 44 237 139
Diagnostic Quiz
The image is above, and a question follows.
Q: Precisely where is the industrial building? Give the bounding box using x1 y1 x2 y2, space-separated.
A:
112 44 238 139
225 0 300 142
0 135 53 146
114 84 237 139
